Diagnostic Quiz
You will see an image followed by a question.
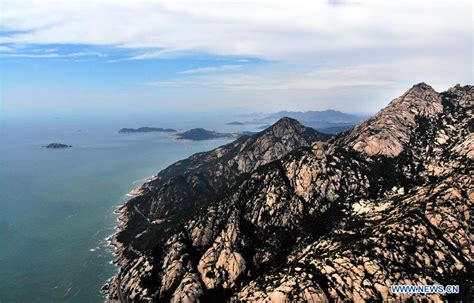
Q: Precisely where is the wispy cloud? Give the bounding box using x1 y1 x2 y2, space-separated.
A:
179 65 243 74
0 45 14 52
0 51 105 58
128 48 190 60
147 66 393 90
31 48 58 53
146 55 469 92
217 58 250 63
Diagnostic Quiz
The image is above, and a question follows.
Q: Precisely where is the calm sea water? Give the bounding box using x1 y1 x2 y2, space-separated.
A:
0 113 254 302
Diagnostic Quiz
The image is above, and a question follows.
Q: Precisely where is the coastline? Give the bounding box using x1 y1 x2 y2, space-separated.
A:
102 175 156 301
102 204 128 301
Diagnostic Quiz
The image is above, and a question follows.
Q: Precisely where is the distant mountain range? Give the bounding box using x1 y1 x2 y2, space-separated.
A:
229 109 366 134
263 110 366 134
105 83 473 302
120 111 363 140
266 109 361 122
119 127 177 133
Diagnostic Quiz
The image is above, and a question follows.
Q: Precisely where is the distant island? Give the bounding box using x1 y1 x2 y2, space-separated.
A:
316 125 355 134
119 127 177 133
43 143 72 149
241 109 366 134
237 131 256 136
174 128 235 141
265 109 361 122
226 121 245 125
230 110 366 134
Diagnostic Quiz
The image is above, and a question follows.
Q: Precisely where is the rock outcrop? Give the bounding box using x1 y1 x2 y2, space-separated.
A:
105 84 473 302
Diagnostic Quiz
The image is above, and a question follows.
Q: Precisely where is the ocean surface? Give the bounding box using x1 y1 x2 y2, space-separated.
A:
0 113 256 303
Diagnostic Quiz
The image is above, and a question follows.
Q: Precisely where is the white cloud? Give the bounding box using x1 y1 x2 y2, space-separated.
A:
180 65 243 74
0 0 471 60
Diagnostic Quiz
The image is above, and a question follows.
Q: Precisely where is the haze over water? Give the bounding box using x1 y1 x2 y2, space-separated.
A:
0 113 248 302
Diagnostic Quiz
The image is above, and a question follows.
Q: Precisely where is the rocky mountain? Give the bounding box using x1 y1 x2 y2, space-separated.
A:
104 84 473 302
105 118 328 298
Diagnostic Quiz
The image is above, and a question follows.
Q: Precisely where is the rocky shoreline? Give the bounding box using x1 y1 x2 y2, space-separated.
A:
102 204 131 299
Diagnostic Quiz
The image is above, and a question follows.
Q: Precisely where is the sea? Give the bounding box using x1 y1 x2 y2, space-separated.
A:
0 112 257 303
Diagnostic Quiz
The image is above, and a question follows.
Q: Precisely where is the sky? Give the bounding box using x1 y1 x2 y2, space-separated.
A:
0 0 472 117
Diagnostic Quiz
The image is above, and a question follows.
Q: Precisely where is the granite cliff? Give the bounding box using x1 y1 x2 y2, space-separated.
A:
105 84 473 302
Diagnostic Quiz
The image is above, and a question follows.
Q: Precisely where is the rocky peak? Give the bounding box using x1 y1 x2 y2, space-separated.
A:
269 116 304 133
389 82 442 117
266 116 329 143
341 83 444 157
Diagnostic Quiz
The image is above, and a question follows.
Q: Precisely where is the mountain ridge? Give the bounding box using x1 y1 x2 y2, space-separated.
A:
104 83 473 302
107 117 328 287
266 109 361 123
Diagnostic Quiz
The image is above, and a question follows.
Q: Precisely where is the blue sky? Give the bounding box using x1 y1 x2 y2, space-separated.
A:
0 0 472 117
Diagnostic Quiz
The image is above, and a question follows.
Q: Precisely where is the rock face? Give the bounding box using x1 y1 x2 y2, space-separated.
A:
343 82 444 157
105 84 473 302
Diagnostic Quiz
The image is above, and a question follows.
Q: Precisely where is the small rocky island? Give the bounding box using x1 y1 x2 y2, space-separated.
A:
43 143 72 149
174 128 235 141
119 127 177 133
